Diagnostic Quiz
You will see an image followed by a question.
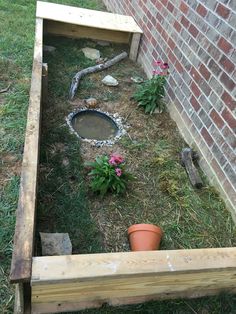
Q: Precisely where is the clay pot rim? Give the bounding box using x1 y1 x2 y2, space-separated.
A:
128 224 163 236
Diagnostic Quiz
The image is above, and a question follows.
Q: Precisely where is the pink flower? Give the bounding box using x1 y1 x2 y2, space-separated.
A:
109 153 124 165
153 69 161 75
115 168 122 177
160 63 169 69
154 60 162 66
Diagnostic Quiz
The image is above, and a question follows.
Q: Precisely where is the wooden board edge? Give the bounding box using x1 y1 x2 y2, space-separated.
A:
31 288 236 314
31 247 236 285
10 17 43 284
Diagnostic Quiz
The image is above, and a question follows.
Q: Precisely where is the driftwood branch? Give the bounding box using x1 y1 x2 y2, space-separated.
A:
0 83 11 93
69 52 128 100
180 148 203 189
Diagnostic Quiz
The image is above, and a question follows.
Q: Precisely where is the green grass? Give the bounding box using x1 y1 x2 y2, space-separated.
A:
0 1 236 313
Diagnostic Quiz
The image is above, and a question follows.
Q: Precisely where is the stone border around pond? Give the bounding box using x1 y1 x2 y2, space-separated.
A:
66 108 128 147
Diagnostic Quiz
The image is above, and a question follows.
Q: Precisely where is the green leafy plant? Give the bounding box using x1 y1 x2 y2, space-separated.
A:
86 153 133 196
133 60 169 114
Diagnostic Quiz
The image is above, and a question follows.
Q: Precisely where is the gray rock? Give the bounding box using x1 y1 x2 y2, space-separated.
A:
43 45 56 53
82 47 100 60
40 232 72 256
102 75 118 86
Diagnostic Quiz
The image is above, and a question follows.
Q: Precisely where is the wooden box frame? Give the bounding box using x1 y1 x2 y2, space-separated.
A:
10 2 236 314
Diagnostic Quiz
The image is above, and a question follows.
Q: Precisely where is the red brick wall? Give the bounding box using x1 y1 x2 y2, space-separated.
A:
103 0 236 218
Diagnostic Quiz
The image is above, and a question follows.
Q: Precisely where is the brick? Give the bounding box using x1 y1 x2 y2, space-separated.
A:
197 47 210 64
217 37 233 54
210 109 225 129
208 59 222 76
217 22 234 40
224 163 236 186
176 61 184 73
221 91 236 111
216 3 230 19
198 79 211 96
167 1 174 12
219 55 235 74
175 98 184 113
212 143 227 167
180 1 189 14
181 15 190 28
190 67 201 83
190 81 201 98
168 37 175 50
210 124 225 147
207 43 221 61
188 23 199 37
209 76 224 97
220 72 235 92
206 11 220 27
222 126 236 149
221 143 236 165
211 158 226 182
191 111 203 129
223 179 236 204
199 108 212 127
222 108 236 129
201 127 214 146
196 3 207 17
199 94 212 112
199 63 211 81
190 95 200 111
173 21 181 32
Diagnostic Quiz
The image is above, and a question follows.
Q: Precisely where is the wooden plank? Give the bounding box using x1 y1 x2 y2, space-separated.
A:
36 1 142 34
14 284 24 314
44 20 131 44
31 248 236 284
10 17 43 283
129 33 141 61
31 248 236 312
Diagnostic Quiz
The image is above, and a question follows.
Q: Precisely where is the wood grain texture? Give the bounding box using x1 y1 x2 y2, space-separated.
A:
36 1 142 33
14 284 24 314
31 248 236 312
44 20 131 44
129 33 141 61
10 17 43 283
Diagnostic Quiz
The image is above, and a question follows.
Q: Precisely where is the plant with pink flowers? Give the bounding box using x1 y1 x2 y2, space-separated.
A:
133 60 169 114
86 153 133 196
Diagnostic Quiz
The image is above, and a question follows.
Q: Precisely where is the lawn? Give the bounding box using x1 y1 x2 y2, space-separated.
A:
0 1 236 313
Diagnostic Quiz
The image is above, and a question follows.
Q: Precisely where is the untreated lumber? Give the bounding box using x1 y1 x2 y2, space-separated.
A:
31 248 236 313
69 52 128 100
181 148 203 188
10 17 43 283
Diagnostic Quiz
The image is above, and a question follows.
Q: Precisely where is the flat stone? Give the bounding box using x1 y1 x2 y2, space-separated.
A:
82 47 100 60
96 40 110 46
102 75 118 86
43 45 56 53
85 97 98 108
40 232 72 256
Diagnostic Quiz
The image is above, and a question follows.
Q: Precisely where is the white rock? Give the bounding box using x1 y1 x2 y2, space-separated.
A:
43 45 56 53
82 47 100 60
102 75 118 86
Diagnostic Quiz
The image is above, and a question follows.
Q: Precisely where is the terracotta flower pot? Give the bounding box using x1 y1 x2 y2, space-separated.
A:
128 224 163 251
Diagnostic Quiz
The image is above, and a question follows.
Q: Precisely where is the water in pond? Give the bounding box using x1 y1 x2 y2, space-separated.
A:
71 110 119 141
